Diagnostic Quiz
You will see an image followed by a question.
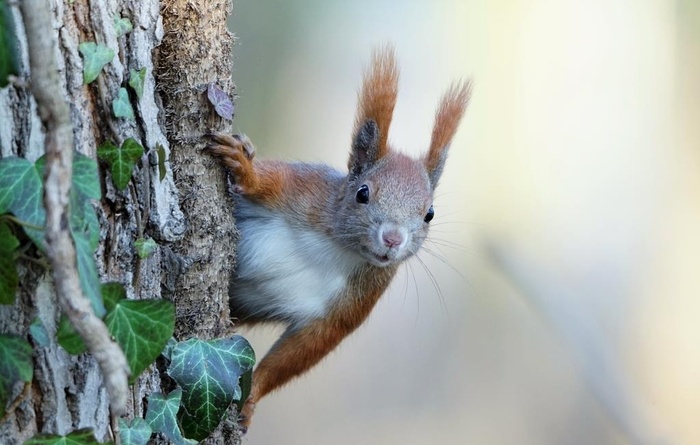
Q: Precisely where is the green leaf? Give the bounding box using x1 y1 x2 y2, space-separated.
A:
235 368 253 412
73 230 105 317
0 334 32 418
97 139 143 191
128 68 146 100
134 237 156 259
29 317 50 347
168 336 255 440
70 153 101 250
24 428 108 445
103 282 175 382
161 337 176 361
0 221 19 304
35 153 101 250
0 0 20 88
145 389 197 445
114 17 133 37
56 314 87 355
34 153 100 202
118 417 152 445
0 157 45 248
71 153 101 200
101 281 126 313
37 155 103 295
73 196 100 251
112 87 135 120
78 42 114 84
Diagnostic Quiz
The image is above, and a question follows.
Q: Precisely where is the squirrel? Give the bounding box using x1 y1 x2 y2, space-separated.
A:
207 46 471 431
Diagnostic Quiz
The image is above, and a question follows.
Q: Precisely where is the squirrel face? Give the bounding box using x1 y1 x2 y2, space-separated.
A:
331 119 436 268
328 46 470 269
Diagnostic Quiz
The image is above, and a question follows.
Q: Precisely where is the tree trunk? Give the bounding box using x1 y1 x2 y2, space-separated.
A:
0 0 237 443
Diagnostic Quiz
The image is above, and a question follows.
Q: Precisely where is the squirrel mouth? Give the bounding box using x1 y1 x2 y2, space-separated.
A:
361 246 392 265
374 254 390 263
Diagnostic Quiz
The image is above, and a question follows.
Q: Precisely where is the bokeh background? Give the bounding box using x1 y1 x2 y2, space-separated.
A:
228 1 699 444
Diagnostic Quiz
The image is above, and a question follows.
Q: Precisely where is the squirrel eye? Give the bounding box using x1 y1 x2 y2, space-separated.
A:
424 205 435 223
356 184 370 204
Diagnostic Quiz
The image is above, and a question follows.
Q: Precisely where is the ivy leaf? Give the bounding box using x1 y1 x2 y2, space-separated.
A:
71 153 101 200
0 334 33 418
69 154 101 250
73 197 100 251
29 317 50 347
145 389 197 445
56 314 87 355
0 157 45 248
128 68 146 99
34 153 100 202
0 221 19 304
0 0 19 88
156 144 167 181
118 417 152 445
24 428 108 445
102 281 127 313
206 83 234 120
73 230 105 317
114 17 133 38
112 87 135 120
134 237 157 259
161 337 176 361
97 139 144 191
235 368 253 412
36 153 102 252
103 282 175 382
169 336 255 440
78 42 114 84
36 152 100 235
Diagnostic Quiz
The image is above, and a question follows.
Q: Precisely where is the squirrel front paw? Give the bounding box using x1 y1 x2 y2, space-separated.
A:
207 133 257 194
237 397 257 434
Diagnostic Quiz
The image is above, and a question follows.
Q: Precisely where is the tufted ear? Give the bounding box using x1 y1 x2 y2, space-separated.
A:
349 46 399 175
424 80 472 189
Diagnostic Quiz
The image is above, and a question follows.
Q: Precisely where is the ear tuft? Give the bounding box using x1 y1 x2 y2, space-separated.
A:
424 80 472 187
352 45 399 163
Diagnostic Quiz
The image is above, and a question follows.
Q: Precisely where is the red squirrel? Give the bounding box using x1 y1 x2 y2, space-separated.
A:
207 46 471 430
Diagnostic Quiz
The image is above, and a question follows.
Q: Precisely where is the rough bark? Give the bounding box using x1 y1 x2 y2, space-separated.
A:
157 0 236 340
0 0 237 443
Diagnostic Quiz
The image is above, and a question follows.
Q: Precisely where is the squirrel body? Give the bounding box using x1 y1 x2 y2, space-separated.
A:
232 179 367 325
208 46 471 430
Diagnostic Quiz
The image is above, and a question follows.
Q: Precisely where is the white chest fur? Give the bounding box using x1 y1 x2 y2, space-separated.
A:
232 202 364 326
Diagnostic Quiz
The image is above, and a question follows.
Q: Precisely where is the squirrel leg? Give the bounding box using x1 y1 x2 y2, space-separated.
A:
207 133 290 206
238 317 356 431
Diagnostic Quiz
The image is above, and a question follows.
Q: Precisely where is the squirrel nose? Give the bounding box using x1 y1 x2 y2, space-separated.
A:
382 230 405 248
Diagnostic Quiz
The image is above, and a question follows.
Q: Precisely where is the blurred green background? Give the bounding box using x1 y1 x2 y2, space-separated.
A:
229 1 700 444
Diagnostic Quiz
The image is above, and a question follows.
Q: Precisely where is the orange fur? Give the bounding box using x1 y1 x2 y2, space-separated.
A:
425 80 472 174
208 134 289 207
353 45 399 158
240 264 397 427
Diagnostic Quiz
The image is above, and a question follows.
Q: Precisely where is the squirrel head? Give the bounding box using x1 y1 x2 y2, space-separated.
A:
332 46 471 268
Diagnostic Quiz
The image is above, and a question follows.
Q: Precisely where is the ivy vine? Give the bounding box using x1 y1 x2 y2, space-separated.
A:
0 12 254 445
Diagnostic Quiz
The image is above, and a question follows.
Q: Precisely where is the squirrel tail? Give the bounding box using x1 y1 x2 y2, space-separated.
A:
353 45 399 158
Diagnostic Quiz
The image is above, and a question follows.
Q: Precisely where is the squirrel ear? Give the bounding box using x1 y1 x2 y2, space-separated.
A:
349 119 380 176
349 46 398 177
424 80 472 188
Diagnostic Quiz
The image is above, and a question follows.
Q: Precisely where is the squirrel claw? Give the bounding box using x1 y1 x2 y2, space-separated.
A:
237 398 256 434
206 132 257 193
